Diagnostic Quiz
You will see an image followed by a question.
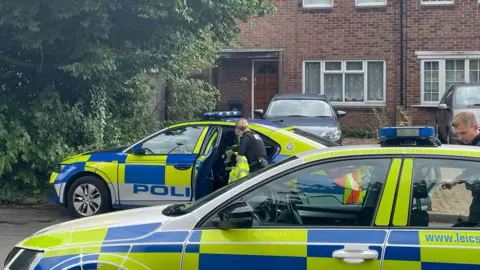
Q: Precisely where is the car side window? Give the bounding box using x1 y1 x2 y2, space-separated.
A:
409 158 480 228
141 125 205 155
207 158 392 227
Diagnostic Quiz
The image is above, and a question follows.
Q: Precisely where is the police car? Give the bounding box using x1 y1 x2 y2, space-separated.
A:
49 111 338 218
7 126 480 269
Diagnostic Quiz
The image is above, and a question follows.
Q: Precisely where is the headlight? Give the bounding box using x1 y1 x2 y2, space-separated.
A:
323 129 341 140
4 248 43 270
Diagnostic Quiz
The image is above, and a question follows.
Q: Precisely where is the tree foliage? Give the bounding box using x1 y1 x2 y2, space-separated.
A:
0 0 276 200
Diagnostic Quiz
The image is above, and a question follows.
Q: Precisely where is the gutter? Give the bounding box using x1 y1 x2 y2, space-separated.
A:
400 0 405 107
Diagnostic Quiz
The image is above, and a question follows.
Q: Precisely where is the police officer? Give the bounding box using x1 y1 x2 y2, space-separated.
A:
234 118 269 173
440 111 480 223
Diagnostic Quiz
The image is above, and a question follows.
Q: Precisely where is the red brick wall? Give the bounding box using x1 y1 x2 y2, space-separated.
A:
217 0 401 129
217 0 480 129
404 1 480 126
217 58 253 116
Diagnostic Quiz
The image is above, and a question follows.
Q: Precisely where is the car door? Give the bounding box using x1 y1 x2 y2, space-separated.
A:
444 88 455 141
387 156 480 269
182 156 403 270
192 125 223 201
119 124 208 205
438 87 453 139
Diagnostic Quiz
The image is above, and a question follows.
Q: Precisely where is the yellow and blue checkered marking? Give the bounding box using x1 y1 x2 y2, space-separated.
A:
25 222 191 270
184 229 386 270
26 226 480 269
384 230 480 269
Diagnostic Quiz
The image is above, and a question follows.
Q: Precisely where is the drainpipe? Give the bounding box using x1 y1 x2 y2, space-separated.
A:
399 0 405 106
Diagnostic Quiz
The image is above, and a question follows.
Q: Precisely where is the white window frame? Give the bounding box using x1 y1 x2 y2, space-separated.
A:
355 0 387 7
420 0 454 6
303 0 333 9
417 51 480 106
302 59 387 106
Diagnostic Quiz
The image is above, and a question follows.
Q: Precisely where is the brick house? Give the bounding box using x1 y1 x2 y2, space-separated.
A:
207 0 480 130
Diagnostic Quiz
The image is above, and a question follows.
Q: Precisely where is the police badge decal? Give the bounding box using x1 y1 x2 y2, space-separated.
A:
286 142 294 151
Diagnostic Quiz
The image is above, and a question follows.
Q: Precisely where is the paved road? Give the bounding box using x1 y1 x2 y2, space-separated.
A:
0 207 72 265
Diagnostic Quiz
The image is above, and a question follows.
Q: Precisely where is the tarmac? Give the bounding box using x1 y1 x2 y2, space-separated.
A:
0 207 72 265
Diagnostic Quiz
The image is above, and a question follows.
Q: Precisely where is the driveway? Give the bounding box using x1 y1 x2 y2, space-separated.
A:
0 207 72 264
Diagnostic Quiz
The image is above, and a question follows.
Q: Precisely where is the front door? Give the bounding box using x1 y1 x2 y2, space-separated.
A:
254 61 278 113
387 156 480 269
119 125 207 205
183 157 403 269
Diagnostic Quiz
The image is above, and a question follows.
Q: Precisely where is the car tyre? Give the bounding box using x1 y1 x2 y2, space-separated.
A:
66 176 111 218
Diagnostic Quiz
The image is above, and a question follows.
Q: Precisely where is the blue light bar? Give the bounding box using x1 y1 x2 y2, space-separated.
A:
378 126 435 139
203 111 242 120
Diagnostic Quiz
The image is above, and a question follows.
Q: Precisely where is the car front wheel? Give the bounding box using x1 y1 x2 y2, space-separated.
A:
66 176 111 218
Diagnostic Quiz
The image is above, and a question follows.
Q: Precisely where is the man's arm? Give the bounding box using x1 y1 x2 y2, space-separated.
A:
441 168 471 189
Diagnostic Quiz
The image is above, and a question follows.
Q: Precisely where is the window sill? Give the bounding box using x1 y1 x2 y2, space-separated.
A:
331 103 386 108
420 1 455 7
410 104 439 108
302 5 334 10
355 2 387 8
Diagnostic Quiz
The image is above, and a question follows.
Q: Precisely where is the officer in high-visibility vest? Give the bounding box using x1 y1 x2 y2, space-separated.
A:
332 166 369 204
284 166 370 205
234 118 268 173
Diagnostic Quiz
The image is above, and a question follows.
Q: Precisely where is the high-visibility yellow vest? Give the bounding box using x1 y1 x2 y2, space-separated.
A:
228 155 250 184
333 167 368 204
284 167 369 205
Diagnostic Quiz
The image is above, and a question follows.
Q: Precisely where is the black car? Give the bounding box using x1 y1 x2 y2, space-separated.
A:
254 93 346 145
436 83 480 144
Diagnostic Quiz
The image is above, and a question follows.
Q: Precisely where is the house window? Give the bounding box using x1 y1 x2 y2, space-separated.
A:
420 58 480 104
303 60 386 105
356 0 387 6
421 0 454 5
470 60 480 83
303 0 333 8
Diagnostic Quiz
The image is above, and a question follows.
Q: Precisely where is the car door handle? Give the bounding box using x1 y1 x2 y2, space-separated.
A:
332 248 378 264
174 164 192 170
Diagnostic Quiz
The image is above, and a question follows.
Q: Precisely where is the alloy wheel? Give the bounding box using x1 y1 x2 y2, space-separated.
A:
73 183 102 216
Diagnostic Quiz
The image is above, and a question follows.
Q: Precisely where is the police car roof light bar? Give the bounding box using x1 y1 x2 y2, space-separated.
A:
202 111 242 120
378 126 441 147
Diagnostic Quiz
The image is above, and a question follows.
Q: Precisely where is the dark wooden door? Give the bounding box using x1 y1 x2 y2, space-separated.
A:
254 62 278 112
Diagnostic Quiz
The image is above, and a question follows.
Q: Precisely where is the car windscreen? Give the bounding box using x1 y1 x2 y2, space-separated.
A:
455 85 480 107
287 128 340 147
266 99 334 117
180 155 298 214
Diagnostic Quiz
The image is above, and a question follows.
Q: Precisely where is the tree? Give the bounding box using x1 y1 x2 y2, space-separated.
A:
0 0 276 202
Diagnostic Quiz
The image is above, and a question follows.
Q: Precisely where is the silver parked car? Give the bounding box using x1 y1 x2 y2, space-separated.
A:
436 83 480 144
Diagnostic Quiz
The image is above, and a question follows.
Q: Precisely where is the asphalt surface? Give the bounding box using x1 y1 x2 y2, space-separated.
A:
0 207 72 265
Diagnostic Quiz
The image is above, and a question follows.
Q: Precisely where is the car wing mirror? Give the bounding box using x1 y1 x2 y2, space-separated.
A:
438 103 449 110
131 144 145 155
336 110 346 118
211 201 253 230
254 109 265 118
